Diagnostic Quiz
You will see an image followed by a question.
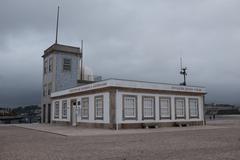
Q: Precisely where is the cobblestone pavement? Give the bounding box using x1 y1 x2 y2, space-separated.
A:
1 123 240 160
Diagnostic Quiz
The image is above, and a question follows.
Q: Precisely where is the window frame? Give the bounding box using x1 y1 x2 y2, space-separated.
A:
81 97 89 120
62 58 72 71
43 84 47 97
94 95 104 120
48 57 53 72
175 97 186 119
54 101 60 119
142 96 155 120
44 60 47 74
122 95 138 120
189 98 199 119
47 83 52 96
159 97 171 120
62 100 68 119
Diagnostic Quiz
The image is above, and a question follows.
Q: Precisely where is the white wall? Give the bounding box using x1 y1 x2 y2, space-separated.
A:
52 90 204 125
52 92 110 124
116 91 204 124
76 92 110 124
52 98 71 122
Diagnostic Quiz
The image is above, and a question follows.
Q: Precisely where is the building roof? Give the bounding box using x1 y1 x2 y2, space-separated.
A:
51 78 207 98
42 43 82 58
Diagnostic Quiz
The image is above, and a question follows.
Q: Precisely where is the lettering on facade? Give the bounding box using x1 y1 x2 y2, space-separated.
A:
69 82 108 93
171 86 202 92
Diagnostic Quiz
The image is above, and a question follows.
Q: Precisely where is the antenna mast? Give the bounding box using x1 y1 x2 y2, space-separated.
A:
180 57 187 86
80 40 84 80
55 6 60 44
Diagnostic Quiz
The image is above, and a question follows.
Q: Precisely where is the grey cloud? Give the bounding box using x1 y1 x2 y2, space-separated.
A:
0 0 240 106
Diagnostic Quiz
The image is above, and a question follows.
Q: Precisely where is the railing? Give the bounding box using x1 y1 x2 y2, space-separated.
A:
79 74 102 82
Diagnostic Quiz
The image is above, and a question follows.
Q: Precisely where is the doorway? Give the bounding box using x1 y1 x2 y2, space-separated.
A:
70 99 77 126
48 104 51 123
43 104 46 123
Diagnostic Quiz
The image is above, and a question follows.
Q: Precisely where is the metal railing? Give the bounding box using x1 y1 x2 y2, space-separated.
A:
79 74 102 82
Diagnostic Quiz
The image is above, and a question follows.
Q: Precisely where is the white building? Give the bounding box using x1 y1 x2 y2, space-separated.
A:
41 7 206 129
41 43 206 129
50 78 206 129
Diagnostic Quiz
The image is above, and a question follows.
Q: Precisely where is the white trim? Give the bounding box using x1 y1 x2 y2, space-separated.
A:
51 79 206 98
116 89 119 130
117 91 204 124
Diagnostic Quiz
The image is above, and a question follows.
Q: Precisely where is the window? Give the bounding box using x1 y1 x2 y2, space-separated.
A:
54 101 59 118
81 97 89 119
48 83 52 95
62 100 67 119
123 95 137 120
189 98 199 118
43 85 47 97
175 98 186 119
142 96 155 119
94 96 104 120
49 57 53 72
159 97 171 119
44 60 47 74
63 58 71 71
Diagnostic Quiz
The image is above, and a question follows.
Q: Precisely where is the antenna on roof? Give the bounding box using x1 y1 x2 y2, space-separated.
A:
80 40 84 80
55 6 60 44
180 57 187 86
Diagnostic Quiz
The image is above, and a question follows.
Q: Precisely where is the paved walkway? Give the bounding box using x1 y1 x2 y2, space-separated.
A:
1 123 240 160
13 123 227 136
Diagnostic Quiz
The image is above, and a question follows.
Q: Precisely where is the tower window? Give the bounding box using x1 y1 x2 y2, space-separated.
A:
49 58 53 72
48 83 52 95
63 58 71 71
44 60 47 74
43 85 47 97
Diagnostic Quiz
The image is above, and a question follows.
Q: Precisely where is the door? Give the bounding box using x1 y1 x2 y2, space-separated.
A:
42 104 46 123
48 104 51 123
70 99 77 126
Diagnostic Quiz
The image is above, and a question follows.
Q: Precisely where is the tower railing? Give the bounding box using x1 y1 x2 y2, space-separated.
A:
78 74 102 83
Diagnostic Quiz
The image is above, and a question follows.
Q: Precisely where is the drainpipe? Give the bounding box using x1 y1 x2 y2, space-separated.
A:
203 95 206 125
115 89 119 131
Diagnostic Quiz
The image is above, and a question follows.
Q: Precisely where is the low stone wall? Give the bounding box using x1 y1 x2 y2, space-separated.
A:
52 121 71 126
51 120 204 129
76 122 114 129
82 121 204 129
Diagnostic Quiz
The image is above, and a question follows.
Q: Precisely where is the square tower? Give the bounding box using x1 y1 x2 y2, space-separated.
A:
41 43 82 123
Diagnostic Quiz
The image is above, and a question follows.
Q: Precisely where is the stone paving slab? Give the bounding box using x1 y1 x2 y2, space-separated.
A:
12 123 228 137
1 124 240 160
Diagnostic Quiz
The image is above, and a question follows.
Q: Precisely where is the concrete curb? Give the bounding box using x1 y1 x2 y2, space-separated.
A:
12 125 68 137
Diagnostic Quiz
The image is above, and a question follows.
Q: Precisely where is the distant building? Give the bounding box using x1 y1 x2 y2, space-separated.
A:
0 108 12 116
205 103 240 115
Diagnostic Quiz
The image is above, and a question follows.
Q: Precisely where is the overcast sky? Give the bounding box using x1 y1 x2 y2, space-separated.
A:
0 0 240 107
